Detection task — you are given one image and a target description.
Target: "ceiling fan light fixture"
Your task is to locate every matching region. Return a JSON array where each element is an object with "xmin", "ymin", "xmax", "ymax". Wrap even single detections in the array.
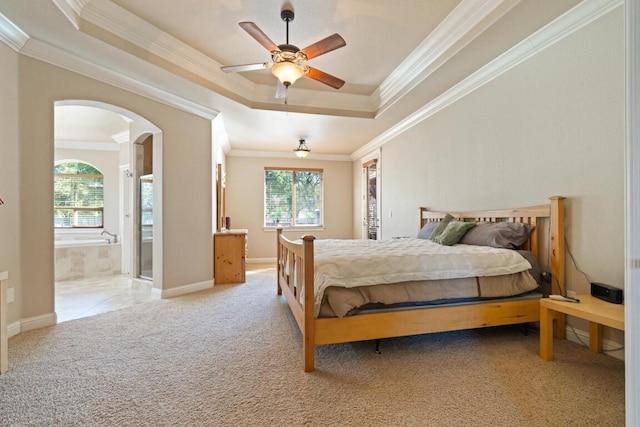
[
  {"xmin": 223, "ymin": 9, "xmax": 346, "ymax": 93},
  {"xmin": 294, "ymin": 139, "xmax": 310, "ymax": 158},
  {"xmin": 271, "ymin": 61, "xmax": 306, "ymax": 87}
]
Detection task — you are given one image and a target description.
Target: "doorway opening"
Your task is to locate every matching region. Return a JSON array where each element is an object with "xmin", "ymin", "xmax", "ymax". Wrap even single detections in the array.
[
  {"xmin": 362, "ymin": 157, "xmax": 380, "ymax": 240},
  {"xmin": 53, "ymin": 100, "xmax": 162, "ymax": 322}
]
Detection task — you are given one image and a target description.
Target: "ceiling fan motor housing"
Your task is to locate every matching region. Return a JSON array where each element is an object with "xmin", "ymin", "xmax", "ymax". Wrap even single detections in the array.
[{"xmin": 272, "ymin": 45, "xmax": 307, "ymax": 64}]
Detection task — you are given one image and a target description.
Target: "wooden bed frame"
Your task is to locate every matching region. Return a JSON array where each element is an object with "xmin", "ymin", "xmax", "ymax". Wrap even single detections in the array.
[{"xmin": 276, "ymin": 196, "xmax": 565, "ymax": 372}]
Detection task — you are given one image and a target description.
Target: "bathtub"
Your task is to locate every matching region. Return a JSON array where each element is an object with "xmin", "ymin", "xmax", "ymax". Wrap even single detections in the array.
[
  {"xmin": 55, "ymin": 239, "xmax": 111, "ymax": 248},
  {"xmin": 55, "ymin": 239, "xmax": 122, "ymax": 281}
]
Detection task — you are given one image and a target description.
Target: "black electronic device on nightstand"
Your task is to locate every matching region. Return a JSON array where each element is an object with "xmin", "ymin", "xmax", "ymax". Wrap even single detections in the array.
[{"xmin": 591, "ymin": 282, "xmax": 623, "ymax": 304}]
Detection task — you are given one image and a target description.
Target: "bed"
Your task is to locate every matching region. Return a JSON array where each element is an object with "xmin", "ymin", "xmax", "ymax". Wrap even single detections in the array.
[{"xmin": 276, "ymin": 196, "xmax": 565, "ymax": 372}]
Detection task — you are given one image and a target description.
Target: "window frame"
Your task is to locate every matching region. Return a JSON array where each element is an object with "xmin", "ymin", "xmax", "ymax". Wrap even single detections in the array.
[
  {"xmin": 54, "ymin": 164, "xmax": 105, "ymax": 229},
  {"xmin": 263, "ymin": 166, "xmax": 324, "ymax": 230}
]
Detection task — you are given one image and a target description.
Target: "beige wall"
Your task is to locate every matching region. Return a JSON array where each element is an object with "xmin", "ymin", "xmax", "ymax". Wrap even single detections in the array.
[
  {"xmin": 0, "ymin": 42, "xmax": 21, "ymax": 323},
  {"xmin": 14, "ymin": 56, "xmax": 214, "ymax": 325},
  {"xmin": 225, "ymin": 156, "xmax": 353, "ymax": 260},
  {"xmin": 356, "ymin": 8, "xmax": 624, "ymax": 343}
]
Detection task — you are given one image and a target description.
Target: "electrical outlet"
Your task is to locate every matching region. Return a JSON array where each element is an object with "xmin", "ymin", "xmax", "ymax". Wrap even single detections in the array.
[
  {"xmin": 566, "ymin": 290, "xmax": 577, "ymax": 298},
  {"xmin": 7, "ymin": 287, "xmax": 15, "ymax": 303}
]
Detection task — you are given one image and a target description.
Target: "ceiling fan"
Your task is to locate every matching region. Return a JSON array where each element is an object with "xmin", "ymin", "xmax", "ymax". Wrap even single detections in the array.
[{"xmin": 220, "ymin": 8, "xmax": 346, "ymax": 97}]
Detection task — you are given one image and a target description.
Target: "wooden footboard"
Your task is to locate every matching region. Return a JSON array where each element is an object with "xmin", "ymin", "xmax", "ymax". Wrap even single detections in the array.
[
  {"xmin": 276, "ymin": 230, "xmax": 316, "ymax": 371},
  {"xmin": 277, "ymin": 196, "xmax": 565, "ymax": 372}
]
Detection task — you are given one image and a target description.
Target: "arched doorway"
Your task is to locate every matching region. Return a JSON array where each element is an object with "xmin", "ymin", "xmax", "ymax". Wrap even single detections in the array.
[{"xmin": 53, "ymin": 100, "xmax": 163, "ymax": 322}]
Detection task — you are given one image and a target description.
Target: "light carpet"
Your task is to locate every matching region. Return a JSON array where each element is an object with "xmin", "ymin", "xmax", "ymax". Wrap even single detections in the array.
[{"xmin": 0, "ymin": 268, "xmax": 625, "ymax": 426}]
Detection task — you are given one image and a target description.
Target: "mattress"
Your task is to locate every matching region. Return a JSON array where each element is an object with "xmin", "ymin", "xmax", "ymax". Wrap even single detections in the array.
[{"xmin": 318, "ymin": 270, "xmax": 540, "ymax": 318}]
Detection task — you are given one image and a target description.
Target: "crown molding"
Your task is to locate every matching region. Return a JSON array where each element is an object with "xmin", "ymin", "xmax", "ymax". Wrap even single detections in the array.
[
  {"xmin": 0, "ymin": 12, "xmax": 29, "ymax": 52},
  {"xmin": 52, "ymin": 0, "xmax": 517, "ymax": 117},
  {"xmin": 351, "ymin": 0, "xmax": 623, "ymax": 160},
  {"xmin": 52, "ymin": 0, "xmax": 89, "ymax": 30},
  {"xmin": 74, "ymin": 0, "xmax": 373, "ymax": 115},
  {"xmin": 3, "ymin": 0, "xmax": 508, "ymax": 119},
  {"xmin": 80, "ymin": 0, "xmax": 252, "ymax": 95},
  {"xmin": 374, "ymin": 0, "xmax": 520, "ymax": 116},
  {"xmin": 20, "ymin": 37, "xmax": 220, "ymax": 121}
]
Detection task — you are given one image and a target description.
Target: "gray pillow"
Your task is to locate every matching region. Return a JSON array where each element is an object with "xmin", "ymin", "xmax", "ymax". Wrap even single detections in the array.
[
  {"xmin": 428, "ymin": 213, "xmax": 455, "ymax": 240},
  {"xmin": 417, "ymin": 221, "xmax": 439, "ymax": 239},
  {"xmin": 459, "ymin": 222, "xmax": 533, "ymax": 249},
  {"xmin": 431, "ymin": 220, "xmax": 477, "ymax": 246}
]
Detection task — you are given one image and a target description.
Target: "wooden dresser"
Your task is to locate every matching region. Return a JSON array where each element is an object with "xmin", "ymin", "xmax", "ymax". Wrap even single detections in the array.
[{"xmin": 214, "ymin": 229, "xmax": 247, "ymax": 284}]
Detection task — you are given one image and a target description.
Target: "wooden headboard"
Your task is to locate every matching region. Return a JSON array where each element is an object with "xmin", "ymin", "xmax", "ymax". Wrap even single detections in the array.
[{"xmin": 420, "ymin": 196, "xmax": 565, "ymax": 294}]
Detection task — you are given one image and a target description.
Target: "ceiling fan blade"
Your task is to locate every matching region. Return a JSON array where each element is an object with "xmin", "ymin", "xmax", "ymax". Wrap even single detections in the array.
[
  {"xmin": 275, "ymin": 81, "xmax": 288, "ymax": 99},
  {"xmin": 300, "ymin": 34, "xmax": 346, "ymax": 60},
  {"xmin": 221, "ymin": 62, "xmax": 271, "ymax": 73},
  {"xmin": 239, "ymin": 22, "xmax": 279, "ymax": 52},
  {"xmin": 306, "ymin": 67, "xmax": 345, "ymax": 90}
]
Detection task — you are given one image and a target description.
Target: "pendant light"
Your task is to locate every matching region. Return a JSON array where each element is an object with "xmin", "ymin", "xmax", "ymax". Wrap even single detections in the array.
[{"xmin": 293, "ymin": 139, "xmax": 310, "ymax": 158}]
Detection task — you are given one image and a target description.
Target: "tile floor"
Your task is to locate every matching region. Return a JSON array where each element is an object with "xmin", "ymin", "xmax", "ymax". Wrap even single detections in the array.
[
  {"xmin": 55, "ymin": 263, "xmax": 276, "ymax": 323},
  {"xmin": 55, "ymin": 275, "xmax": 160, "ymax": 323}
]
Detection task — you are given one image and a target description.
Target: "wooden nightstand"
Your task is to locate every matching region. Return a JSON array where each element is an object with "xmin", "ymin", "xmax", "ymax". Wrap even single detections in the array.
[
  {"xmin": 539, "ymin": 294, "xmax": 624, "ymax": 360},
  {"xmin": 214, "ymin": 230, "xmax": 247, "ymax": 284}
]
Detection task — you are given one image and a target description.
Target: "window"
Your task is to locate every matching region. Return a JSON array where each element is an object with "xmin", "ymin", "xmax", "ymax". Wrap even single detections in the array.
[
  {"xmin": 264, "ymin": 167, "xmax": 323, "ymax": 228},
  {"xmin": 54, "ymin": 161, "xmax": 104, "ymax": 228}
]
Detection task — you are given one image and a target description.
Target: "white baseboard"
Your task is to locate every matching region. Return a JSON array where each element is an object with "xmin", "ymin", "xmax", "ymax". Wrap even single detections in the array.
[
  {"xmin": 160, "ymin": 279, "xmax": 213, "ymax": 299},
  {"xmin": 21, "ymin": 313, "xmax": 56, "ymax": 332},
  {"xmin": 564, "ymin": 324, "xmax": 625, "ymax": 361},
  {"xmin": 7, "ymin": 321, "xmax": 21, "ymax": 338}
]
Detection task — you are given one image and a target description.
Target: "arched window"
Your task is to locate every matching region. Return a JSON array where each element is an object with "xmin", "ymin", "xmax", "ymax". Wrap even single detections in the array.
[{"xmin": 54, "ymin": 161, "xmax": 104, "ymax": 228}]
